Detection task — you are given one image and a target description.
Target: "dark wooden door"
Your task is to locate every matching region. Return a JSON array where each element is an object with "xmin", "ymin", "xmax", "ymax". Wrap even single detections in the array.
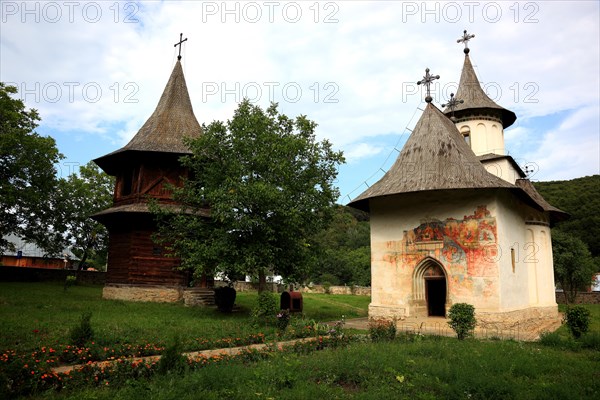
[{"xmin": 426, "ymin": 278, "xmax": 446, "ymax": 317}]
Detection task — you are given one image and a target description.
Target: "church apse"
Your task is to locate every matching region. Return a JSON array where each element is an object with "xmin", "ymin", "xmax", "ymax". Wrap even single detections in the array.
[{"xmin": 383, "ymin": 205, "xmax": 499, "ymax": 308}]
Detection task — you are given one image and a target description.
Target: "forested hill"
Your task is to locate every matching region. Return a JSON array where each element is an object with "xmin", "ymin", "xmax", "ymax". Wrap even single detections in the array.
[{"xmin": 533, "ymin": 175, "xmax": 600, "ymax": 257}]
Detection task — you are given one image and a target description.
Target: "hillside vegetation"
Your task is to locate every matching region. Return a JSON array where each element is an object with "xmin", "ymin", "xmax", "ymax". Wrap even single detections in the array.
[{"xmin": 534, "ymin": 175, "xmax": 600, "ymax": 257}]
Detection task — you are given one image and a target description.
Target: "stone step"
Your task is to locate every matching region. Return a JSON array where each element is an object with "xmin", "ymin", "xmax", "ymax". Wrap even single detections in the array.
[{"xmin": 183, "ymin": 288, "xmax": 216, "ymax": 306}]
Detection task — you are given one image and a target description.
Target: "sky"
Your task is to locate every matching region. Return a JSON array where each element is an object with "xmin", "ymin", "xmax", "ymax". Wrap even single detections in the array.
[{"xmin": 1, "ymin": 0, "xmax": 599, "ymax": 204}]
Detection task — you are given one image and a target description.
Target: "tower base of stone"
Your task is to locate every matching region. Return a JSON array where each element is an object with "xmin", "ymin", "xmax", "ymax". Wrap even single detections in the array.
[{"xmin": 103, "ymin": 284, "xmax": 185, "ymax": 303}]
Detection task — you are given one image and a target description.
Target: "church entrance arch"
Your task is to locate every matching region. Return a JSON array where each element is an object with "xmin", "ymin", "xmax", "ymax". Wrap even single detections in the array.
[{"xmin": 413, "ymin": 257, "xmax": 447, "ymax": 317}]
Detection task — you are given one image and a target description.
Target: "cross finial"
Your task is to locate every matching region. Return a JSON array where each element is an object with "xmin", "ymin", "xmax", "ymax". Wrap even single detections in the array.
[
  {"xmin": 457, "ymin": 29, "xmax": 475, "ymax": 54},
  {"xmin": 417, "ymin": 68, "xmax": 440, "ymax": 103},
  {"xmin": 174, "ymin": 33, "xmax": 188, "ymax": 61},
  {"xmin": 442, "ymin": 93, "xmax": 464, "ymax": 121},
  {"xmin": 523, "ymin": 163, "xmax": 537, "ymax": 177}
]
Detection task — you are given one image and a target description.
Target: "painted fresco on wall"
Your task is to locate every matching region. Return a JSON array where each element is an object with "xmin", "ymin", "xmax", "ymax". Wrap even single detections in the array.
[{"xmin": 383, "ymin": 205, "xmax": 498, "ymax": 300}]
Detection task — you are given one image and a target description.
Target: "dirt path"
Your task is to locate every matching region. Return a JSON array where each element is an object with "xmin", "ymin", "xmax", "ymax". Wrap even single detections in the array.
[{"xmin": 52, "ymin": 337, "xmax": 320, "ymax": 375}]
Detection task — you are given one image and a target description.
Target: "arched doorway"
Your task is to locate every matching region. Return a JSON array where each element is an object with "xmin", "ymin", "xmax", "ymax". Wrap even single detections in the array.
[{"xmin": 413, "ymin": 258, "xmax": 447, "ymax": 317}]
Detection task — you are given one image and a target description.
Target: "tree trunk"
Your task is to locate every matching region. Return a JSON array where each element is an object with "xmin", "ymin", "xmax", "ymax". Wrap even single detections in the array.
[
  {"xmin": 77, "ymin": 248, "xmax": 89, "ymax": 271},
  {"xmin": 258, "ymin": 269, "xmax": 267, "ymax": 293}
]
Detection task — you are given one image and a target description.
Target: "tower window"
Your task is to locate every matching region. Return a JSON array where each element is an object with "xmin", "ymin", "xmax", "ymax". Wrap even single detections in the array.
[
  {"xmin": 464, "ymin": 132, "xmax": 471, "ymax": 147},
  {"xmin": 120, "ymin": 168, "xmax": 136, "ymax": 196},
  {"xmin": 460, "ymin": 126, "xmax": 471, "ymax": 147},
  {"xmin": 121, "ymin": 176, "xmax": 131, "ymax": 195}
]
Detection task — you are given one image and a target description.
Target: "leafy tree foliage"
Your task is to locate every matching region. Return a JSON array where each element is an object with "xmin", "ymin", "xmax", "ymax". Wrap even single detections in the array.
[
  {"xmin": 50, "ymin": 162, "xmax": 115, "ymax": 270},
  {"xmin": 154, "ymin": 100, "xmax": 344, "ymax": 286},
  {"xmin": 0, "ymin": 82, "xmax": 63, "ymax": 253},
  {"xmin": 308, "ymin": 205, "xmax": 371, "ymax": 286},
  {"xmin": 552, "ymin": 230, "xmax": 596, "ymax": 304},
  {"xmin": 534, "ymin": 175, "xmax": 600, "ymax": 257}
]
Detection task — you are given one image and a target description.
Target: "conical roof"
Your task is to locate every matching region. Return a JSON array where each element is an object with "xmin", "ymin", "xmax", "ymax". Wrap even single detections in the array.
[
  {"xmin": 94, "ymin": 60, "xmax": 202, "ymax": 174},
  {"xmin": 444, "ymin": 54, "xmax": 516, "ymax": 128},
  {"xmin": 348, "ymin": 103, "xmax": 514, "ymax": 211}
]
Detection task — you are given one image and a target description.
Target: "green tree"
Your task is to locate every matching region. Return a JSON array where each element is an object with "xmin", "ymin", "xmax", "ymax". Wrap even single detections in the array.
[
  {"xmin": 534, "ymin": 176, "xmax": 600, "ymax": 257},
  {"xmin": 309, "ymin": 206, "xmax": 371, "ymax": 286},
  {"xmin": 154, "ymin": 100, "xmax": 344, "ymax": 290},
  {"xmin": 552, "ymin": 230, "xmax": 596, "ymax": 304},
  {"xmin": 50, "ymin": 162, "xmax": 114, "ymax": 270},
  {"xmin": 0, "ymin": 82, "xmax": 63, "ymax": 253}
]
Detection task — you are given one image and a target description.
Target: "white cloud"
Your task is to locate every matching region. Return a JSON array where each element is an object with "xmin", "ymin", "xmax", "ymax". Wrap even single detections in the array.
[
  {"xmin": 343, "ymin": 142, "xmax": 386, "ymax": 163},
  {"xmin": 523, "ymin": 105, "xmax": 600, "ymax": 181},
  {"xmin": 1, "ymin": 0, "xmax": 598, "ymax": 195}
]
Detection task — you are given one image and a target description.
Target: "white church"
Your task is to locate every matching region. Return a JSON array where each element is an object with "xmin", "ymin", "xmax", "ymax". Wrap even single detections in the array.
[{"xmin": 348, "ymin": 31, "xmax": 568, "ymax": 331}]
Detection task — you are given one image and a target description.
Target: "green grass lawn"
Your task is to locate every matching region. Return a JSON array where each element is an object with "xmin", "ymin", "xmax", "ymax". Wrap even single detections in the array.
[
  {"xmin": 1, "ymin": 282, "xmax": 599, "ymax": 399},
  {"xmin": 0, "ymin": 282, "xmax": 369, "ymax": 353}
]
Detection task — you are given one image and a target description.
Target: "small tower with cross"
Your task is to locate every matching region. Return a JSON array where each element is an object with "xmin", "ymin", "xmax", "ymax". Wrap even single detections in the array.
[{"xmin": 443, "ymin": 30, "xmax": 518, "ymax": 181}]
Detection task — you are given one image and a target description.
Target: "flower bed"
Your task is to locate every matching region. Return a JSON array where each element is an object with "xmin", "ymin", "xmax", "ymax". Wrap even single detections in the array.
[{"xmin": 1, "ymin": 335, "xmax": 356, "ymax": 398}]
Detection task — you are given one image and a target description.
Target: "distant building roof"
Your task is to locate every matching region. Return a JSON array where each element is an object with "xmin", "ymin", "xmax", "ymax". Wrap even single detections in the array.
[{"xmin": 1, "ymin": 235, "xmax": 78, "ymax": 259}]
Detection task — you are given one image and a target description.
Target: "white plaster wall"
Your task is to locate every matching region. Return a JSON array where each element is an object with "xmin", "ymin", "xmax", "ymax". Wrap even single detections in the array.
[
  {"xmin": 482, "ymin": 158, "xmax": 521, "ymax": 184},
  {"xmin": 458, "ymin": 119, "xmax": 505, "ymax": 156},
  {"xmin": 526, "ymin": 228, "xmax": 539, "ymax": 305},
  {"xmin": 494, "ymin": 192, "xmax": 556, "ymax": 311},
  {"xmin": 369, "ymin": 190, "xmax": 501, "ymax": 317},
  {"xmin": 536, "ymin": 228, "xmax": 557, "ymax": 306},
  {"xmin": 494, "ymin": 192, "xmax": 530, "ymax": 310}
]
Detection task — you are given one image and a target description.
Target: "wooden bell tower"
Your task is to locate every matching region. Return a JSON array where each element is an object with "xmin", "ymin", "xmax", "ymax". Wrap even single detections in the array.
[{"xmin": 92, "ymin": 39, "xmax": 207, "ymax": 301}]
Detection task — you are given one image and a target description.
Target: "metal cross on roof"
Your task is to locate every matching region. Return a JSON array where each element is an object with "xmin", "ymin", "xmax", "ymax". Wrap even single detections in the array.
[
  {"xmin": 417, "ymin": 68, "xmax": 440, "ymax": 103},
  {"xmin": 457, "ymin": 30, "xmax": 475, "ymax": 54},
  {"xmin": 174, "ymin": 33, "xmax": 188, "ymax": 61},
  {"xmin": 442, "ymin": 93, "xmax": 464, "ymax": 120}
]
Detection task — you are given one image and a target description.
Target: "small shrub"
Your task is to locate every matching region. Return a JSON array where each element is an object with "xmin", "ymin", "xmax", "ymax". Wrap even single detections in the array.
[
  {"xmin": 368, "ymin": 319, "xmax": 396, "ymax": 342},
  {"xmin": 69, "ymin": 311, "xmax": 94, "ymax": 347},
  {"xmin": 447, "ymin": 303, "xmax": 476, "ymax": 340},
  {"xmin": 580, "ymin": 332, "xmax": 600, "ymax": 351},
  {"xmin": 157, "ymin": 337, "xmax": 187, "ymax": 374},
  {"xmin": 564, "ymin": 306, "xmax": 591, "ymax": 339},
  {"xmin": 276, "ymin": 309, "xmax": 291, "ymax": 333},
  {"xmin": 64, "ymin": 275, "xmax": 77, "ymax": 291},
  {"xmin": 328, "ymin": 315, "xmax": 346, "ymax": 340},
  {"xmin": 252, "ymin": 291, "xmax": 278, "ymax": 325},
  {"xmin": 538, "ymin": 330, "xmax": 563, "ymax": 347}
]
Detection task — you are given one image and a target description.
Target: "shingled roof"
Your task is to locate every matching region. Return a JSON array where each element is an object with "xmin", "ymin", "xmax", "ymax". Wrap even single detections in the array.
[
  {"xmin": 443, "ymin": 54, "xmax": 516, "ymax": 128},
  {"xmin": 94, "ymin": 60, "xmax": 202, "ymax": 174},
  {"xmin": 348, "ymin": 103, "xmax": 514, "ymax": 212},
  {"xmin": 515, "ymin": 178, "xmax": 569, "ymax": 222}
]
